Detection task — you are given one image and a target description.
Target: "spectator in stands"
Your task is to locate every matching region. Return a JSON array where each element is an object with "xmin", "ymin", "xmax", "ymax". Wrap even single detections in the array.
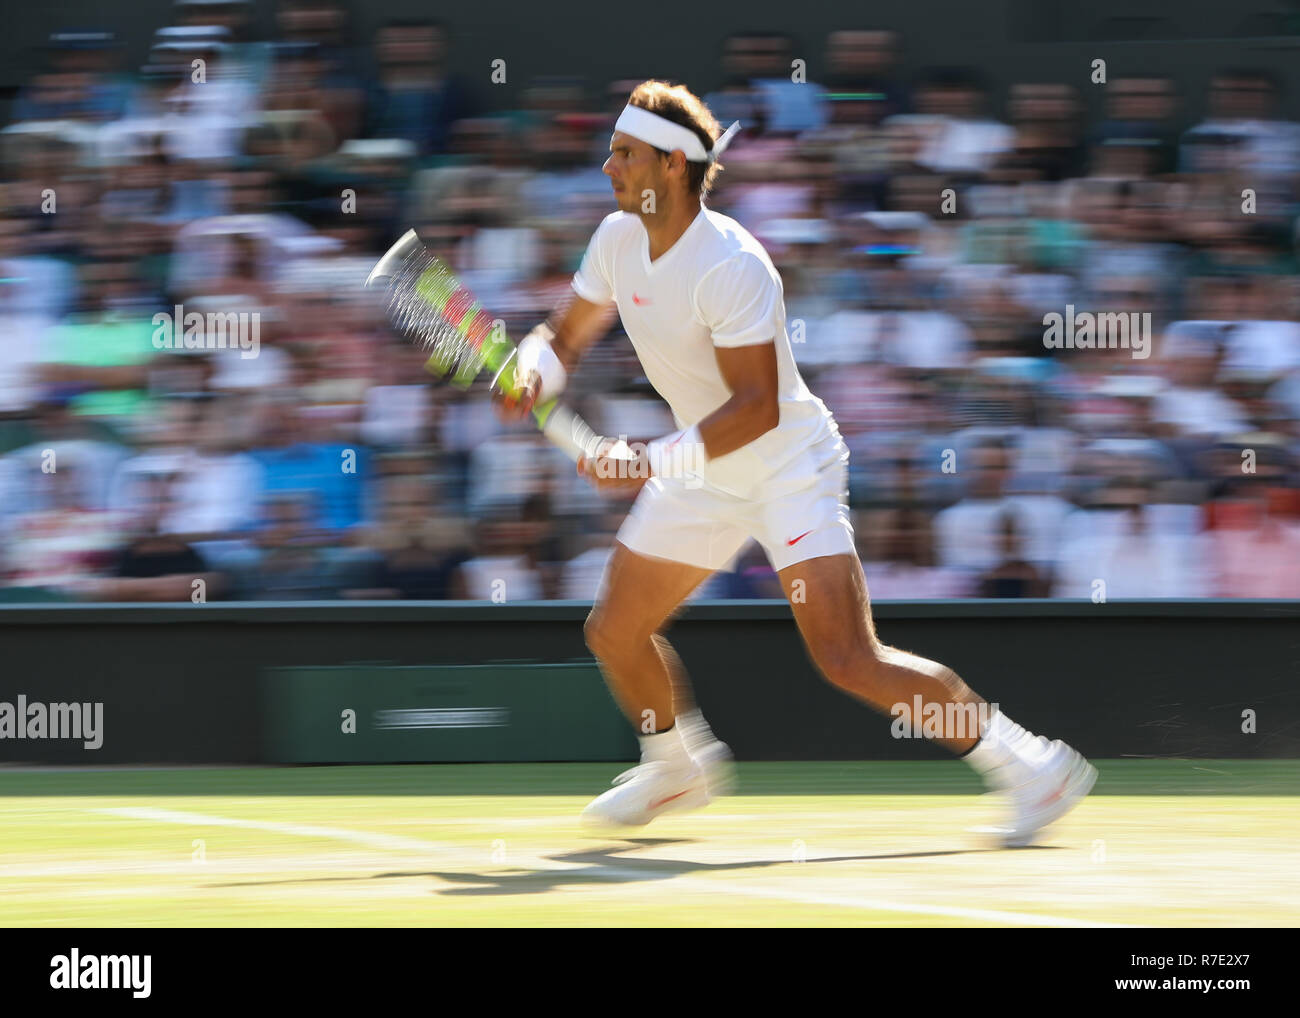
[
  {"xmin": 347, "ymin": 472, "xmax": 470, "ymax": 600},
  {"xmin": 1152, "ymin": 325, "xmax": 1251, "ymax": 439},
  {"xmin": 975, "ymin": 511, "xmax": 1051, "ymax": 598},
  {"xmin": 822, "ymin": 30, "xmax": 909, "ymax": 127},
  {"xmin": 1054, "ymin": 475, "xmax": 1211, "ymax": 598},
  {"xmin": 365, "ymin": 19, "xmax": 473, "ymax": 157},
  {"xmin": 934, "ymin": 436, "xmax": 1072, "ymax": 577},
  {"xmin": 886, "ymin": 67, "xmax": 1014, "ymax": 177},
  {"xmin": 1204, "ymin": 442, "xmax": 1300, "ymax": 597},
  {"xmin": 1, "ymin": 459, "xmax": 128, "ymax": 598},
  {"xmin": 88, "ymin": 471, "xmax": 222, "ymax": 601},
  {"xmin": 248, "ymin": 396, "xmax": 369, "ymax": 536},
  {"xmin": 450, "ymin": 503, "xmax": 546, "ymax": 601},
  {"xmin": 859, "ymin": 506, "xmax": 972, "ymax": 599},
  {"xmin": 1091, "ymin": 75, "xmax": 1180, "ymax": 177},
  {"xmin": 994, "ymin": 83, "xmax": 1085, "ymax": 183},
  {"xmin": 1, "ymin": 14, "xmax": 1298, "ymax": 604}
]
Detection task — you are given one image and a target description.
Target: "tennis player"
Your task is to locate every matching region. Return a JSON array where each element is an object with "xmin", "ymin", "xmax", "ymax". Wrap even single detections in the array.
[{"xmin": 495, "ymin": 80, "xmax": 1096, "ymax": 846}]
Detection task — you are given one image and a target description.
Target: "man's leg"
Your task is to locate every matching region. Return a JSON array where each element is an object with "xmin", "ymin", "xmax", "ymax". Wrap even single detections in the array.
[
  {"xmin": 584, "ymin": 539, "xmax": 714, "ymax": 734},
  {"xmin": 777, "ymin": 552, "xmax": 984, "ymax": 752},
  {"xmin": 777, "ymin": 552, "xmax": 1096, "ymax": 845},
  {"xmin": 579, "ymin": 539, "xmax": 735, "ymax": 826}
]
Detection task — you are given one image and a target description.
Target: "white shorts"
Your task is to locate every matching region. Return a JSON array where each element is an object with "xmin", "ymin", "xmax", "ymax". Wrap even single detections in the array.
[{"xmin": 616, "ymin": 435, "xmax": 855, "ymax": 573}]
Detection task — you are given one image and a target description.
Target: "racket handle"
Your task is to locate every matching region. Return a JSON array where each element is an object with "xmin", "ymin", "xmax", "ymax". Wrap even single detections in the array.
[{"xmin": 534, "ymin": 401, "xmax": 606, "ymax": 462}]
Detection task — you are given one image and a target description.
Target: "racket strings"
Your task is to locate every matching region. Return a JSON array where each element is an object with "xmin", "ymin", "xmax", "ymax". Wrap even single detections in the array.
[
  {"xmin": 367, "ymin": 233, "xmax": 611, "ymax": 462},
  {"xmin": 380, "ymin": 248, "xmax": 486, "ymax": 378}
]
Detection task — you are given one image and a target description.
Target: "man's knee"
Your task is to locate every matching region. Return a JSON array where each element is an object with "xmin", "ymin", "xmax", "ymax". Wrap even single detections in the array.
[
  {"xmin": 583, "ymin": 609, "xmax": 606, "ymax": 658},
  {"xmin": 811, "ymin": 635, "xmax": 887, "ymax": 692},
  {"xmin": 585, "ymin": 608, "xmax": 641, "ymax": 664}
]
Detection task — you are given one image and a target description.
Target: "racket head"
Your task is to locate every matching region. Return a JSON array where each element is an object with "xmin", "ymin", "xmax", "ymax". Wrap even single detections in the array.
[
  {"xmin": 365, "ymin": 230, "xmax": 506, "ymax": 388},
  {"xmin": 366, "ymin": 231, "xmax": 613, "ymax": 464}
]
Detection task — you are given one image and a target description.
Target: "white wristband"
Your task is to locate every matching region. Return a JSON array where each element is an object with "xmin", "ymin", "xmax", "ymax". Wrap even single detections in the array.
[
  {"xmin": 514, "ymin": 324, "xmax": 566, "ymax": 400},
  {"xmin": 646, "ymin": 424, "xmax": 707, "ymax": 479}
]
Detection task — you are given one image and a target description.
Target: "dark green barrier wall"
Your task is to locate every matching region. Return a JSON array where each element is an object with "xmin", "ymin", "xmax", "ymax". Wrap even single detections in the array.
[
  {"xmin": 0, "ymin": 600, "xmax": 1296, "ymax": 764},
  {"xmin": 263, "ymin": 663, "xmax": 636, "ymax": 763}
]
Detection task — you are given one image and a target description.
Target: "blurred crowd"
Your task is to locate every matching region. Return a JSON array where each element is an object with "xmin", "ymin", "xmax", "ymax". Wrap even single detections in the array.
[{"xmin": 2, "ymin": 2, "xmax": 1299, "ymax": 602}]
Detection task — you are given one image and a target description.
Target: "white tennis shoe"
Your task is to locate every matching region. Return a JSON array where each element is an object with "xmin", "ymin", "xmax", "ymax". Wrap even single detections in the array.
[
  {"xmin": 980, "ymin": 740, "xmax": 1098, "ymax": 848},
  {"xmin": 581, "ymin": 757, "xmax": 712, "ymax": 828},
  {"xmin": 689, "ymin": 738, "xmax": 736, "ymax": 799},
  {"xmin": 678, "ymin": 709, "xmax": 736, "ymax": 799}
]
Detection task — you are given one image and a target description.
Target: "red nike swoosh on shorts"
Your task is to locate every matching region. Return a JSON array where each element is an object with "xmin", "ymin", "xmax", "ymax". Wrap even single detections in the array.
[
  {"xmin": 648, "ymin": 789, "xmax": 690, "ymax": 810},
  {"xmin": 786, "ymin": 530, "xmax": 814, "ymax": 546},
  {"xmin": 632, "ymin": 293, "xmax": 651, "ymax": 305}
]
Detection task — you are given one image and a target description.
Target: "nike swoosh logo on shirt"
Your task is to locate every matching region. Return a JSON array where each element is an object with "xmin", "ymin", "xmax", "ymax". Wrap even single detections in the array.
[
  {"xmin": 632, "ymin": 293, "xmax": 651, "ymax": 305},
  {"xmin": 786, "ymin": 530, "xmax": 814, "ymax": 546}
]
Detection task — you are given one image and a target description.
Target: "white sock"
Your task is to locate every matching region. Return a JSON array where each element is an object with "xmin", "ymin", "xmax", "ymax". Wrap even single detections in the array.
[
  {"xmin": 964, "ymin": 709, "xmax": 1051, "ymax": 789},
  {"xmin": 676, "ymin": 707, "xmax": 716, "ymax": 754},
  {"xmin": 639, "ymin": 724, "xmax": 690, "ymax": 766}
]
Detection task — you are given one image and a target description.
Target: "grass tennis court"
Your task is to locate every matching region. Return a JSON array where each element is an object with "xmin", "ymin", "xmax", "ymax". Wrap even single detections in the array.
[{"xmin": 2, "ymin": 760, "xmax": 1296, "ymax": 927}]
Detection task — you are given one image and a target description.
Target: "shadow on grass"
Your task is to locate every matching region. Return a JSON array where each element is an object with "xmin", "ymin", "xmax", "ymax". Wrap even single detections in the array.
[{"xmin": 205, "ymin": 837, "xmax": 1054, "ymax": 897}]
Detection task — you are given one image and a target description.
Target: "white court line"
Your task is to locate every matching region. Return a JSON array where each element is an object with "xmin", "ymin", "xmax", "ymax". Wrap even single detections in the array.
[
  {"xmin": 90, "ymin": 806, "xmax": 1131, "ymax": 928},
  {"xmin": 94, "ymin": 806, "xmax": 465, "ymax": 856}
]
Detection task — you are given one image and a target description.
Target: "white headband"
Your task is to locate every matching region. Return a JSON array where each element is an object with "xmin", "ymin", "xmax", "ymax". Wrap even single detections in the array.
[{"xmin": 614, "ymin": 104, "xmax": 742, "ymax": 163}]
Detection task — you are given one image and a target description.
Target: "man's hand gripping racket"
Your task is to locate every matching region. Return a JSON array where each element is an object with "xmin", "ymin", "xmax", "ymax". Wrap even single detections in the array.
[{"xmin": 364, "ymin": 230, "xmax": 635, "ymax": 472}]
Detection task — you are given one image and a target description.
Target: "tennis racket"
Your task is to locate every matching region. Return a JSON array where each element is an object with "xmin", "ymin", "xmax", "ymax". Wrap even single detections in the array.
[{"xmin": 365, "ymin": 229, "xmax": 620, "ymax": 463}]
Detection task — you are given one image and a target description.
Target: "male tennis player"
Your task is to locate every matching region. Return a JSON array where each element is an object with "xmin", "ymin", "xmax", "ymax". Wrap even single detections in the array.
[{"xmin": 495, "ymin": 80, "xmax": 1095, "ymax": 846}]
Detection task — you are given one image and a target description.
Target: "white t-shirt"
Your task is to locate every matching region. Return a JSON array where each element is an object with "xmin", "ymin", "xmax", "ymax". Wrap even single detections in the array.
[{"xmin": 571, "ymin": 204, "xmax": 837, "ymax": 497}]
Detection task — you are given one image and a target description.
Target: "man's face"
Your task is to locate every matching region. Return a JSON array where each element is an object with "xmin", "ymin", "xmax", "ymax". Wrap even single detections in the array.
[{"xmin": 603, "ymin": 130, "xmax": 672, "ymax": 214}]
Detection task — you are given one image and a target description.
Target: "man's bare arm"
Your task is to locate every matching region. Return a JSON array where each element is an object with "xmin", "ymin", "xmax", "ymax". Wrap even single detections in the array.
[
  {"xmin": 544, "ymin": 293, "xmax": 618, "ymax": 373},
  {"xmin": 580, "ymin": 341, "xmax": 779, "ymax": 493},
  {"xmin": 695, "ymin": 341, "xmax": 781, "ymax": 459}
]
